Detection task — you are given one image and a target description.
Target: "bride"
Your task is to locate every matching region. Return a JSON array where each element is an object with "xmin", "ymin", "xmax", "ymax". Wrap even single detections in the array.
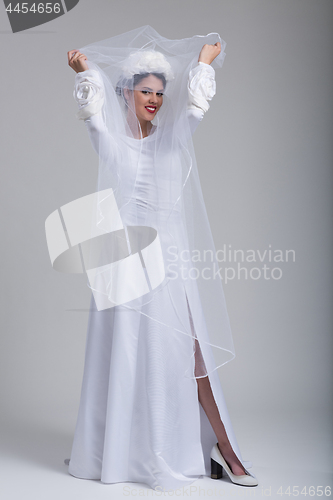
[{"xmin": 66, "ymin": 26, "xmax": 258, "ymax": 491}]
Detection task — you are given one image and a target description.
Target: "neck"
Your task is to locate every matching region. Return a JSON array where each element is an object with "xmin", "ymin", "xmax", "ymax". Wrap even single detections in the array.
[{"xmin": 126, "ymin": 111, "xmax": 151, "ymax": 139}]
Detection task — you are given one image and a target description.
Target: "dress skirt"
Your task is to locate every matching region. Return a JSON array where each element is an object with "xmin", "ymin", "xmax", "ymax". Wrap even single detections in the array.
[{"xmin": 68, "ymin": 266, "xmax": 245, "ymax": 491}]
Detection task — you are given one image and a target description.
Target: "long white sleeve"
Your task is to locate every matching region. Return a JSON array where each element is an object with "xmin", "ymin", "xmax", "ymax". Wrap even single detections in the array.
[
  {"xmin": 187, "ymin": 61, "xmax": 216, "ymax": 135},
  {"xmin": 74, "ymin": 69, "xmax": 117, "ymax": 161}
]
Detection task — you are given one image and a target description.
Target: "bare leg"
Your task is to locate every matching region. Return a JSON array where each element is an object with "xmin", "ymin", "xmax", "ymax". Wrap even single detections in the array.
[{"xmin": 195, "ymin": 340, "xmax": 246, "ymax": 476}]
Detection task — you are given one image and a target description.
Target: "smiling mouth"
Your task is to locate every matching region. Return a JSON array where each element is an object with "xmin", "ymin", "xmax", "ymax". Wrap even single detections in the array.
[{"xmin": 145, "ymin": 106, "xmax": 156, "ymax": 114}]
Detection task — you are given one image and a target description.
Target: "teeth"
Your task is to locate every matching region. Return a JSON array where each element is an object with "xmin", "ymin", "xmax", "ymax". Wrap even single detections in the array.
[{"xmin": 146, "ymin": 107, "xmax": 156, "ymax": 111}]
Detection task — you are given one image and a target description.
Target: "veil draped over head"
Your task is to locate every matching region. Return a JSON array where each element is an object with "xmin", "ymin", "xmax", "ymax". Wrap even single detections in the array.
[{"xmin": 75, "ymin": 26, "xmax": 235, "ymax": 379}]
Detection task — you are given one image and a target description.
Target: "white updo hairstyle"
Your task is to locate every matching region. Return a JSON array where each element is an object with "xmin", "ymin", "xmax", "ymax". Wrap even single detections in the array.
[{"xmin": 116, "ymin": 50, "xmax": 174, "ymax": 97}]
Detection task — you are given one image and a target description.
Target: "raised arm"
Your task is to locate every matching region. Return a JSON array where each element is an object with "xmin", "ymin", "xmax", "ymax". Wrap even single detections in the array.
[
  {"xmin": 68, "ymin": 50, "xmax": 117, "ymax": 162},
  {"xmin": 187, "ymin": 42, "xmax": 221, "ymax": 135}
]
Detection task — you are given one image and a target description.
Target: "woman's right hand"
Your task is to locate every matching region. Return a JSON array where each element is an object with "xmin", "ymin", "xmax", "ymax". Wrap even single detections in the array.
[{"xmin": 68, "ymin": 50, "xmax": 89, "ymax": 73}]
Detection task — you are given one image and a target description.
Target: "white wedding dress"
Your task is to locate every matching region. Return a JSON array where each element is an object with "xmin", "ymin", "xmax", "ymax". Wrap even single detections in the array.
[{"xmin": 67, "ymin": 63, "xmax": 249, "ymax": 491}]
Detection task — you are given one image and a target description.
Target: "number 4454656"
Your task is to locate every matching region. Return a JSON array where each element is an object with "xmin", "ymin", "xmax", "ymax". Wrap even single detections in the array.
[
  {"xmin": 277, "ymin": 486, "xmax": 331, "ymax": 496},
  {"xmin": 5, "ymin": 3, "xmax": 61, "ymax": 14}
]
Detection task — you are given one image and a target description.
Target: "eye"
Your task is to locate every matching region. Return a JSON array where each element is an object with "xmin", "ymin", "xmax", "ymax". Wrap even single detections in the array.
[
  {"xmin": 157, "ymin": 93, "xmax": 164, "ymax": 97},
  {"xmin": 141, "ymin": 90, "xmax": 151, "ymax": 95}
]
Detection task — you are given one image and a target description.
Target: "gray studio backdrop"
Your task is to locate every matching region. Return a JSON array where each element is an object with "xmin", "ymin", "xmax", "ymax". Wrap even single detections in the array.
[{"xmin": 1, "ymin": 0, "xmax": 332, "ymax": 491}]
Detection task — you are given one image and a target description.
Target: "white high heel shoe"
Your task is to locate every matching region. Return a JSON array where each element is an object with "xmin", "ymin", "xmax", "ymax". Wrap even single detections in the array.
[{"xmin": 210, "ymin": 443, "xmax": 258, "ymax": 487}]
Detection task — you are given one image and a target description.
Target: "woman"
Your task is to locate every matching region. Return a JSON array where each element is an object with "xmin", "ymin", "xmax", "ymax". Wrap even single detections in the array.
[{"xmin": 66, "ymin": 26, "xmax": 257, "ymax": 490}]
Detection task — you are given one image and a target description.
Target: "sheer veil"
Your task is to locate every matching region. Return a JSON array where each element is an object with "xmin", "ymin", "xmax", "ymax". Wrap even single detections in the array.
[{"xmin": 75, "ymin": 26, "xmax": 235, "ymax": 379}]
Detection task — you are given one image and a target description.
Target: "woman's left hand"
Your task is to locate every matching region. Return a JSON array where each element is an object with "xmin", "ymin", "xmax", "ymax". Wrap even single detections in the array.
[{"xmin": 198, "ymin": 42, "xmax": 221, "ymax": 65}]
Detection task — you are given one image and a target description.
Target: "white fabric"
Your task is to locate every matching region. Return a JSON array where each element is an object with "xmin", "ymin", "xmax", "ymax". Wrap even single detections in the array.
[
  {"xmin": 188, "ymin": 62, "xmax": 216, "ymax": 112},
  {"xmin": 76, "ymin": 99, "xmax": 104, "ymax": 120},
  {"xmin": 67, "ymin": 26, "xmax": 248, "ymax": 491},
  {"xmin": 74, "ymin": 70, "xmax": 105, "ymax": 120},
  {"xmin": 68, "ymin": 291, "xmax": 250, "ymax": 490}
]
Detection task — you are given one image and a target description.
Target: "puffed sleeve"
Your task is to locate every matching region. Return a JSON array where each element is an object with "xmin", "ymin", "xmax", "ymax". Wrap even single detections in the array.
[
  {"xmin": 73, "ymin": 68, "xmax": 118, "ymax": 161},
  {"xmin": 73, "ymin": 68, "xmax": 105, "ymax": 120},
  {"xmin": 187, "ymin": 62, "xmax": 216, "ymax": 134}
]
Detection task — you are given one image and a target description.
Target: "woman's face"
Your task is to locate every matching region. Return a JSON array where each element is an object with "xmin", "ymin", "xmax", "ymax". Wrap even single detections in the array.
[{"xmin": 132, "ymin": 74, "xmax": 164, "ymax": 123}]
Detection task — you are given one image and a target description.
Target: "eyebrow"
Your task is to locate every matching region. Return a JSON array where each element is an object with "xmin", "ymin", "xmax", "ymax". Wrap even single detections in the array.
[{"xmin": 141, "ymin": 87, "xmax": 164, "ymax": 92}]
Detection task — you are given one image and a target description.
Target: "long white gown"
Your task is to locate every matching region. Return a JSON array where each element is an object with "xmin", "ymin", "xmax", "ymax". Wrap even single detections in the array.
[{"xmin": 68, "ymin": 63, "xmax": 248, "ymax": 491}]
